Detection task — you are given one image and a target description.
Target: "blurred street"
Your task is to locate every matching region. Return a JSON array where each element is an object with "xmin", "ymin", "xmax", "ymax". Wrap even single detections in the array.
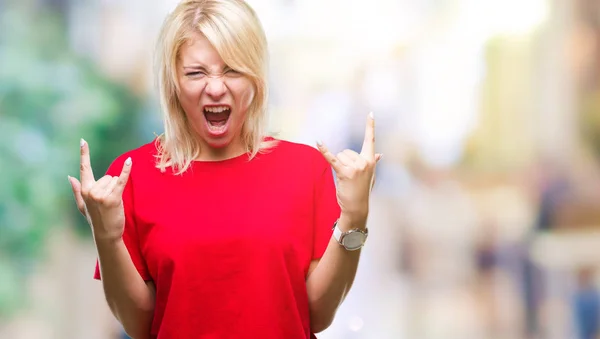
[{"xmin": 3, "ymin": 0, "xmax": 600, "ymax": 338}]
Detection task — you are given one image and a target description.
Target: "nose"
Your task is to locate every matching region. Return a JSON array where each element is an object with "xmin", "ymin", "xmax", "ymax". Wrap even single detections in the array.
[{"xmin": 204, "ymin": 76, "xmax": 227, "ymax": 100}]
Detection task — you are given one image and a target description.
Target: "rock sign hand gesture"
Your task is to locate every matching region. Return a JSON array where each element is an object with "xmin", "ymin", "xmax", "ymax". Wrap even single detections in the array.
[
  {"xmin": 68, "ymin": 139, "xmax": 132, "ymax": 242},
  {"xmin": 317, "ymin": 112, "xmax": 382, "ymax": 226}
]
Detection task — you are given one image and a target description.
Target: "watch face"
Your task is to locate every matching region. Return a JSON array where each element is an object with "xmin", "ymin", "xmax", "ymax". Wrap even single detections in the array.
[{"xmin": 343, "ymin": 232, "xmax": 365, "ymax": 250}]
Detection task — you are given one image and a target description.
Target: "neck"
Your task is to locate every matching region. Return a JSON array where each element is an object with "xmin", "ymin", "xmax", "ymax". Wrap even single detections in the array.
[{"xmin": 195, "ymin": 137, "xmax": 246, "ymax": 162}]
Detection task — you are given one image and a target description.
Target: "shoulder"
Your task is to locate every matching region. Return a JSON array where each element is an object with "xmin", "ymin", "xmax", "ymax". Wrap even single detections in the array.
[
  {"xmin": 106, "ymin": 139, "xmax": 158, "ymax": 177},
  {"xmin": 266, "ymin": 138, "xmax": 330, "ymax": 172},
  {"xmin": 268, "ymin": 138, "xmax": 319, "ymax": 159}
]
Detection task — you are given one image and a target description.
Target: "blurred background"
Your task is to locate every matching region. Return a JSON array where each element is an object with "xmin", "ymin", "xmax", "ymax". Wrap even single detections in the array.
[{"xmin": 3, "ymin": 0, "xmax": 600, "ymax": 338}]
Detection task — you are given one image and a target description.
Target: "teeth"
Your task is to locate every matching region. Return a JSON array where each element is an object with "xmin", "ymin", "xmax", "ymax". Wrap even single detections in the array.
[{"xmin": 204, "ymin": 106, "xmax": 230, "ymax": 113}]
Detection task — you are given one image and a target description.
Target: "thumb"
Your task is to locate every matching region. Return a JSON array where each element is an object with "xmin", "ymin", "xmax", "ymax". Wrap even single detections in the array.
[
  {"xmin": 375, "ymin": 153, "xmax": 383, "ymax": 162},
  {"xmin": 68, "ymin": 175, "xmax": 86, "ymax": 216}
]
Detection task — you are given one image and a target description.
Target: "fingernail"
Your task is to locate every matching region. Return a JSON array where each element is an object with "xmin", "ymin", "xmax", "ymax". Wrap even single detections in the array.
[
  {"xmin": 67, "ymin": 175, "xmax": 72, "ymax": 181},
  {"xmin": 369, "ymin": 111, "xmax": 374, "ymax": 119},
  {"xmin": 378, "ymin": 154, "xmax": 384, "ymax": 160},
  {"xmin": 125, "ymin": 157, "xmax": 132, "ymax": 166},
  {"xmin": 80, "ymin": 138, "xmax": 86, "ymax": 147}
]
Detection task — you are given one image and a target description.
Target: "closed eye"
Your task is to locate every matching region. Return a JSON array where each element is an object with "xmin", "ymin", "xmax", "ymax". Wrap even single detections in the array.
[
  {"xmin": 185, "ymin": 71, "xmax": 207, "ymax": 77},
  {"xmin": 224, "ymin": 68, "xmax": 242, "ymax": 77}
]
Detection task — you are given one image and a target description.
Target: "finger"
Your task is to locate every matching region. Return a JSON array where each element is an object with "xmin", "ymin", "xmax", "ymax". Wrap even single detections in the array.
[
  {"xmin": 68, "ymin": 175, "xmax": 86, "ymax": 215},
  {"xmin": 342, "ymin": 149, "xmax": 368, "ymax": 167},
  {"xmin": 112, "ymin": 157, "xmax": 133, "ymax": 196},
  {"xmin": 80, "ymin": 138, "xmax": 95, "ymax": 187},
  {"xmin": 316, "ymin": 142, "xmax": 344, "ymax": 173},
  {"xmin": 337, "ymin": 152, "xmax": 354, "ymax": 167},
  {"xmin": 106, "ymin": 176, "xmax": 120, "ymax": 195},
  {"xmin": 371, "ymin": 171, "xmax": 377, "ymax": 191},
  {"xmin": 89, "ymin": 175, "xmax": 115, "ymax": 199},
  {"xmin": 360, "ymin": 112, "xmax": 375, "ymax": 159},
  {"xmin": 370, "ymin": 154, "xmax": 382, "ymax": 190},
  {"xmin": 342, "ymin": 149, "xmax": 361, "ymax": 160}
]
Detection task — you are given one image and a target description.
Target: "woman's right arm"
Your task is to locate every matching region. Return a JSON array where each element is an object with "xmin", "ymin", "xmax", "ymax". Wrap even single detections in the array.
[
  {"xmin": 95, "ymin": 237, "xmax": 155, "ymax": 339},
  {"xmin": 69, "ymin": 140, "xmax": 155, "ymax": 339}
]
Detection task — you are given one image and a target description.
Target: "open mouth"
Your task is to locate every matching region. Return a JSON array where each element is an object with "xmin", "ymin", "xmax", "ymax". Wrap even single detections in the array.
[{"xmin": 203, "ymin": 105, "xmax": 231, "ymax": 134}]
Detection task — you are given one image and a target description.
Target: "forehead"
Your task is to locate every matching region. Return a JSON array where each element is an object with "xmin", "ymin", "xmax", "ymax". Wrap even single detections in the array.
[{"xmin": 178, "ymin": 32, "xmax": 224, "ymax": 68}]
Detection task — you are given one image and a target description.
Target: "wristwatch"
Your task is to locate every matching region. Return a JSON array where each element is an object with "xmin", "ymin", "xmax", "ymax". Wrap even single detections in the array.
[{"xmin": 332, "ymin": 219, "xmax": 368, "ymax": 251}]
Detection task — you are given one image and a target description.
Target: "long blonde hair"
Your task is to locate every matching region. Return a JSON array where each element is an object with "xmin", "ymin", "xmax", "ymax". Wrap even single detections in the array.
[{"xmin": 154, "ymin": 0, "xmax": 275, "ymax": 174}]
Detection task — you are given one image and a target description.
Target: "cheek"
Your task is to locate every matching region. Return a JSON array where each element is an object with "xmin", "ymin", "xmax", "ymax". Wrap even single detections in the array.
[
  {"xmin": 235, "ymin": 81, "xmax": 255, "ymax": 112},
  {"xmin": 178, "ymin": 80, "xmax": 202, "ymax": 104}
]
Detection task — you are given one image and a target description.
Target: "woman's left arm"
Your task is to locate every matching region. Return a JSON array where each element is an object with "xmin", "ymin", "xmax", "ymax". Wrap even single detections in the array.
[
  {"xmin": 306, "ymin": 113, "xmax": 381, "ymax": 333},
  {"xmin": 305, "ymin": 214, "xmax": 366, "ymax": 333}
]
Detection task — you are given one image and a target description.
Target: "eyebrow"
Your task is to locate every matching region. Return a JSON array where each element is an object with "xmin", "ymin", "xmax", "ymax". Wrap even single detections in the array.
[{"xmin": 182, "ymin": 65, "xmax": 209, "ymax": 70}]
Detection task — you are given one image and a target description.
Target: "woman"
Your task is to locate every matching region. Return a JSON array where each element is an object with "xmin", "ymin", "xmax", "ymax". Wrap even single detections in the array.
[{"xmin": 68, "ymin": 0, "xmax": 380, "ymax": 338}]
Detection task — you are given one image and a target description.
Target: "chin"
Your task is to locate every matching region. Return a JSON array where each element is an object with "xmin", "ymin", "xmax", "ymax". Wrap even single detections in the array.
[{"xmin": 205, "ymin": 138, "xmax": 232, "ymax": 149}]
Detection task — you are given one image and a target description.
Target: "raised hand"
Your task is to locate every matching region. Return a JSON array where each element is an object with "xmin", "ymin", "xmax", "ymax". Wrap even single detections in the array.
[
  {"xmin": 317, "ymin": 112, "xmax": 381, "ymax": 226},
  {"xmin": 68, "ymin": 139, "xmax": 132, "ymax": 242}
]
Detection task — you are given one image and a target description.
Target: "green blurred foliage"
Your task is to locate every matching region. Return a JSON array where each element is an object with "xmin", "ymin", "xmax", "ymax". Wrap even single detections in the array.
[
  {"xmin": 0, "ymin": 4, "xmax": 148, "ymax": 318},
  {"xmin": 581, "ymin": 90, "xmax": 600, "ymax": 157}
]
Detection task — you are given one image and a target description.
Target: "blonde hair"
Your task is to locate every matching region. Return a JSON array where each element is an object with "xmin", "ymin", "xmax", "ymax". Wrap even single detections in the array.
[{"xmin": 154, "ymin": 0, "xmax": 276, "ymax": 174}]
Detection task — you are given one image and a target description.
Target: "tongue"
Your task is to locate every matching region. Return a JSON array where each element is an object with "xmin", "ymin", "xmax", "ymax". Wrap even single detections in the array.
[
  {"xmin": 209, "ymin": 120, "xmax": 227, "ymax": 127},
  {"xmin": 205, "ymin": 111, "xmax": 229, "ymax": 126}
]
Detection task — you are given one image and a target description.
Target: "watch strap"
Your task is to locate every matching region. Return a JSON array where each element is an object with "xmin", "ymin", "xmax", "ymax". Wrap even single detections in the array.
[{"xmin": 333, "ymin": 220, "xmax": 343, "ymax": 243}]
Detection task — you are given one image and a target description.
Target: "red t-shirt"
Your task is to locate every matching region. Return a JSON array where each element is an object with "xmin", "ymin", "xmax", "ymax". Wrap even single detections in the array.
[{"xmin": 94, "ymin": 138, "xmax": 340, "ymax": 339}]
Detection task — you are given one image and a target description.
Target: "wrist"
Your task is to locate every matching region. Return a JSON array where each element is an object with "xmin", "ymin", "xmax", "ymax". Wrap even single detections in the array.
[
  {"xmin": 93, "ymin": 232, "xmax": 124, "ymax": 247},
  {"xmin": 338, "ymin": 213, "xmax": 367, "ymax": 231}
]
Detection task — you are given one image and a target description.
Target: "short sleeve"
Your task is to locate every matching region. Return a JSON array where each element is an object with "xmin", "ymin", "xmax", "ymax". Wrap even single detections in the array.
[
  {"xmin": 312, "ymin": 156, "xmax": 341, "ymax": 259},
  {"xmin": 93, "ymin": 155, "xmax": 151, "ymax": 281}
]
